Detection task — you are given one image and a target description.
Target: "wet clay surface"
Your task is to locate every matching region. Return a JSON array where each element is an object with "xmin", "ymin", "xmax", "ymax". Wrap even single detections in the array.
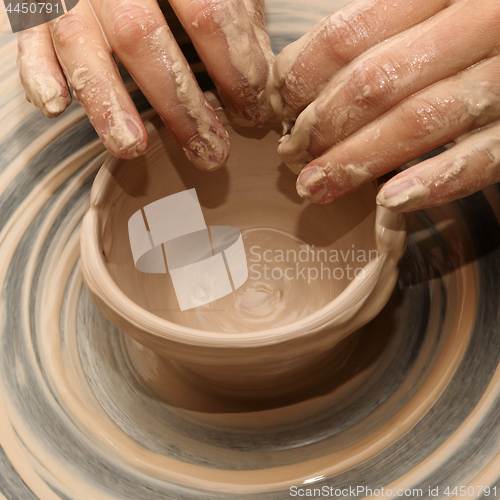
[{"xmin": 2, "ymin": 3, "xmax": 500, "ymax": 499}]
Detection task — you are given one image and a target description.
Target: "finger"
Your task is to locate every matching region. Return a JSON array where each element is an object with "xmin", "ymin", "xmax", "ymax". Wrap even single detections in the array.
[
  {"xmin": 241, "ymin": 0, "xmax": 276, "ymax": 117},
  {"xmin": 17, "ymin": 24, "xmax": 71, "ymax": 118},
  {"xmin": 269, "ymin": 0, "xmax": 451, "ymax": 126},
  {"xmin": 241, "ymin": 0, "xmax": 275, "ymax": 73},
  {"xmin": 295, "ymin": 56, "xmax": 500, "ymax": 203},
  {"xmin": 171, "ymin": 0, "xmax": 272, "ymax": 126},
  {"xmin": 377, "ymin": 121, "xmax": 500, "ymax": 212},
  {"xmin": 90, "ymin": 0, "xmax": 230, "ymax": 170},
  {"xmin": 279, "ymin": 0, "xmax": 500, "ymax": 173},
  {"xmin": 49, "ymin": 1, "xmax": 148, "ymax": 159}
]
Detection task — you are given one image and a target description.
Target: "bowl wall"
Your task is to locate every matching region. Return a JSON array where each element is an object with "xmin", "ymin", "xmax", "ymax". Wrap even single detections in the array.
[{"xmin": 80, "ymin": 108, "xmax": 407, "ymax": 396}]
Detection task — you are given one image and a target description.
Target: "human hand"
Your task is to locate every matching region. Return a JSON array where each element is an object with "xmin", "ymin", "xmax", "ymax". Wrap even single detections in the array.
[
  {"xmin": 17, "ymin": 0, "xmax": 274, "ymax": 170},
  {"xmin": 270, "ymin": 0, "xmax": 500, "ymax": 212}
]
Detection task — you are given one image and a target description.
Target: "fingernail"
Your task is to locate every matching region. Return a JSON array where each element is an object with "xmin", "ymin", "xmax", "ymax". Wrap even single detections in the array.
[
  {"xmin": 184, "ymin": 128, "xmax": 230, "ymax": 171},
  {"xmin": 126, "ymin": 118, "xmax": 141, "ymax": 142},
  {"xmin": 377, "ymin": 177, "xmax": 430, "ymax": 211},
  {"xmin": 104, "ymin": 117, "xmax": 147, "ymax": 159},
  {"xmin": 296, "ymin": 166, "xmax": 334, "ymax": 203}
]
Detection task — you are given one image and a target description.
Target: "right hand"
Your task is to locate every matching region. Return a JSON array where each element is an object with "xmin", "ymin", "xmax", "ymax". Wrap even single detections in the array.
[{"xmin": 269, "ymin": 0, "xmax": 500, "ymax": 212}]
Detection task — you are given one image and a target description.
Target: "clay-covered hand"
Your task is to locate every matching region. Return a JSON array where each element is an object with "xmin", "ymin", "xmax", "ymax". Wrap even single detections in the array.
[
  {"xmin": 270, "ymin": 0, "xmax": 500, "ymax": 212},
  {"xmin": 17, "ymin": 0, "xmax": 274, "ymax": 170}
]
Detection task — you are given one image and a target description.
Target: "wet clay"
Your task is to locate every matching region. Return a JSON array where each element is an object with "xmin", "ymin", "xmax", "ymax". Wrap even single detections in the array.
[
  {"xmin": 80, "ymin": 94, "xmax": 408, "ymax": 396},
  {"xmin": 1, "ymin": 5, "xmax": 496, "ymax": 498}
]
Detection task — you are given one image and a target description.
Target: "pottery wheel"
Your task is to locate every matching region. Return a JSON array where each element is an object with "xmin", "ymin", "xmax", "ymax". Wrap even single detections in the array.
[{"xmin": 1, "ymin": 2, "xmax": 500, "ymax": 499}]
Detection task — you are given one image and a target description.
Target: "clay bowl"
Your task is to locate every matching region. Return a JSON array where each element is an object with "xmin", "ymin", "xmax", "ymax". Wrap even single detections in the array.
[{"xmin": 80, "ymin": 94, "xmax": 408, "ymax": 398}]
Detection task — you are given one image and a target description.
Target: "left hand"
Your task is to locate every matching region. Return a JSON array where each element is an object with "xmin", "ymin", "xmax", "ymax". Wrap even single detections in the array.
[
  {"xmin": 269, "ymin": 0, "xmax": 500, "ymax": 212},
  {"xmin": 17, "ymin": 0, "xmax": 274, "ymax": 169}
]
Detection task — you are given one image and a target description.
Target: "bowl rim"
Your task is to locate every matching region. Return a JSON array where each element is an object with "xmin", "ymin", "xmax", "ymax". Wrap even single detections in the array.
[{"xmin": 80, "ymin": 104, "xmax": 408, "ymax": 348}]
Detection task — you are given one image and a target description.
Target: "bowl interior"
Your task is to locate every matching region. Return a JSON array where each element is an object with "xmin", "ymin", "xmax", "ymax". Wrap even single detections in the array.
[{"xmin": 95, "ymin": 113, "xmax": 379, "ymax": 333}]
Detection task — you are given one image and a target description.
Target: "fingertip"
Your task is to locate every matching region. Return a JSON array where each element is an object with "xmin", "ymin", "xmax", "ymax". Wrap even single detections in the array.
[
  {"xmin": 296, "ymin": 165, "xmax": 335, "ymax": 203},
  {"xmin": 121, "ymin": 139, "xmax": 149, "ymax": 160},
  {"xmin": 20, "ymin": 67, "xmax": 72, "ymax": 118},
  {"xmin": 183, "ymin": 126, "xmax": 231, "ymax": 171},
  {"xmin": 277, "ymin": 107, "xmax": 316, "ymax": 174},
  {"xmin": 278, "ymin": 136, "xmax": 311, "ymax": 175},
  {"xmin": 41, "ymin": 86, "xmax": 72, "ymax": 118},
  {"xmin": 376, "ymin": 176, "xmax": 430, "ymax": 212},
  {"xmin": 104, "ymin": 118, "xmax": 149, "ymax": 160},
  {"xmin": 109, "ymin": 141, "xmax": 148, "ymax": 160},
  {"xmin": 17, "ymin": 24, "xmax": 72, "ymax": 119}
]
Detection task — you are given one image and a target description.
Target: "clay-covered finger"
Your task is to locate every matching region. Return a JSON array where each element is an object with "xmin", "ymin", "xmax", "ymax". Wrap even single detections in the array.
[
  {"xmin": 170, "ymin": 0, "xmax": 272, "ymax": 126},
  {"xmin": 377, "ymin": 121, "xmax": 500, "ymax": 212},
  {"xmin": 17, "ymin": 23, "xmax": 71, "ymax": 118},
  {"xmin": 242, "ymin": 0, "xmax": 275, "ymax": 69},
  {"xmin": 295, "ymin": 56, "xmax": 500, "ymax": 204},
  {"xmin": 269, "ymin": 0, "xmax": 450, "ymax": 126},
  {"xmin": 49, "ymin": 0, "xmax": 147, "ymax": 159},
  {"xmin": 279, "ymin": 0, "xmax": 500, "ymax": 172},
  {"xmin": 90, "ymin": 0, "xmax": 230, "ymax": 170}
]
